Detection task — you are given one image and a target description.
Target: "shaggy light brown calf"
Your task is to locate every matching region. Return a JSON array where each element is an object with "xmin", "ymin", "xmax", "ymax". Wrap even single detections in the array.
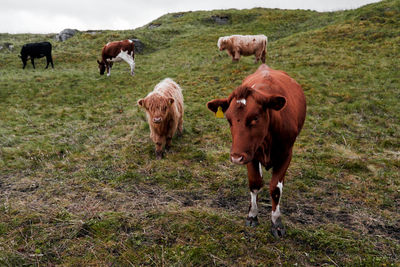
[
  {"xmin": 138, "ymin": 78, "xmax": 184, "ymax": 159},
  {"xmin": 217, "ymin": 34, "xmax": 267, "ymax": 63}
]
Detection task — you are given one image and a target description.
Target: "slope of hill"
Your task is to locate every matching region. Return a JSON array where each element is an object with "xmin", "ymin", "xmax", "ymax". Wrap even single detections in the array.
[{"xmin": 0, "ymin": 0, "xmax": 399, "ymax": 265}]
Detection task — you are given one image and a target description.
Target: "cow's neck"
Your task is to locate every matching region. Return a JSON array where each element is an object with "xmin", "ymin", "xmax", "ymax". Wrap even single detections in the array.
[{"xmin": 255, "ymin": 131, "xmax": 272, "ymax": 169}]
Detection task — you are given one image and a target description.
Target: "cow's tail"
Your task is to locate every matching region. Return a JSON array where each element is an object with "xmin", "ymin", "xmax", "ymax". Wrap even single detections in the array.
[
  {"xmin": 264, "ymin": 36, "xmax": 268, "ymax": 52},
  {"xmin": 261, "ymin": 36, "xmax": 268, "ymax": 64},
  {"xmin": 131, "ymin": 41, "xmax": 135, "ymax": 57}
]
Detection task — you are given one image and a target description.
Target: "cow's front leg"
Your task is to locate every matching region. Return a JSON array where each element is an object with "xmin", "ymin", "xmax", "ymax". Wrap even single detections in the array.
[
  {"xmin": 270, "ymin": 151, "xmax": 292, "ymax": 238},
  {"xmin": 165, "ymin": 136, "xmax": 172, "ymax": 151},
  {"xmin": 153, "ymin": 136, "xmax": 165, "ymax": 159},
  {"xmin": 233, "ymin": 50, "xmax": 241, "ymax": 62},
  {"xmin": 31, "ymin": 58, "xmax": 35, "ymax": 69},
  {"xmin": 245, "ymin": 160, "xmax": 264, "ymax": 227},
  {"xmin": 106, "ymin": 63, "xmax": 112, "ymax": 77}
]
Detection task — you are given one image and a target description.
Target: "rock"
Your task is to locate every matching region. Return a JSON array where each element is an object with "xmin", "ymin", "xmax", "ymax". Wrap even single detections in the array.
[
  {"xmin": 211, "ymin": 15, "xmax": 230, "ymax": 25},
  {"xmin": 148, "ymin": 23, "xmax": 161, "ymax": 29},
  {"xmin": 131, "ymin": 39, "xmax": 145, "ymax": 54},
  {"xmin": 85, "ymin": 30, "xmax": 100, "ymax": 35},
  {"xmin": 56, "ymin": 29, "xmax": 79, "ymax": 42},
  {"xmin": 173, "ymin": 13, "xmax": 185, "ymax": 18},
  {"xmin": 0, "ymin": 42, "xmax": 14, "ymax": 51}
]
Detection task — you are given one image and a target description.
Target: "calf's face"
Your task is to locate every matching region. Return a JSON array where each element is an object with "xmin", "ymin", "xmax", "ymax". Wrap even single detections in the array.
[
  {"xmin": 138, "ymin": 95, "xmax": 175, "ymax": 124},
  {"xmin": 207, "ymin": 87, "xmax": 286, "ymax": 165}
]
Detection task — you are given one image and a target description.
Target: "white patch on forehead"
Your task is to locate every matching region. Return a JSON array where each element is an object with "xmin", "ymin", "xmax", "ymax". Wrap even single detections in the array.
[{"xmin": 236, "ymin": 98, "xmax": 246, "ymax": 105}]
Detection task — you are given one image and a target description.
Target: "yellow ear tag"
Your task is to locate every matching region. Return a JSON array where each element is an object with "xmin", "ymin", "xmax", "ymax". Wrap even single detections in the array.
[{"xmin": 215, "ymin": 106, "xmax": 224, "ymax": 118}]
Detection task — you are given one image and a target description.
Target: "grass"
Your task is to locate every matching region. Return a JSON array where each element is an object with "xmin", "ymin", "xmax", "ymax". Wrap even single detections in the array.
[{"xmin": 0, "ymin": 0, "xmax": 399, "ymax": 265}]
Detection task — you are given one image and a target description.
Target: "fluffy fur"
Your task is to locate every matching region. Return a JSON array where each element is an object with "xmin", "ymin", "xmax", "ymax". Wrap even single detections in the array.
[
  {"xmin": 217, "ymin": 34, "xmax": 267, "ymax": 63},
  {"xmin": 137, "ymin": 78, "xmax": 184, "ymax": 159}
]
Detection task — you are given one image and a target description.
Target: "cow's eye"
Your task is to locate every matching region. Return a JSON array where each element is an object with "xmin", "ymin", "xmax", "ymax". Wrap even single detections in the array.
[{"xmin": 250, "ymin": 117, "xmax": 258, "ymax": 126}]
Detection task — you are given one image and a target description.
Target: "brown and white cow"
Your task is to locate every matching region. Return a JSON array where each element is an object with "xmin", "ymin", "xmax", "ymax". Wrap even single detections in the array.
[
  {"xmin": 97, "ymin": 40, "xmax": 135, "ymax": 76},
  {"xmin": 217, "ymin": 34, "xmax": 267, "ymax": 63},
  {"xmin": 207, "ymin": 64, "xmax": 306, "ymax": 238},
  {"xmin": 138, "ymin": 78, "xmax": 184, "ymax": 159}
]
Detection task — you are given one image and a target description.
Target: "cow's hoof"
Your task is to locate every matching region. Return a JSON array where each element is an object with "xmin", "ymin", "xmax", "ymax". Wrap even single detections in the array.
[
  {"xmin": 271, "ymin": 217, "xmax": 286, "ymax": 238},
  {"xmin": 245, "ymin": 216, "xmax": 259, "ymax": 227},
  {"xmin": 165, "ymin": 145, "xmax": 171, "ymax": 151},
  {"xmin": 155, "ymin": 151, "xmax": 164, "ymax": 159}
]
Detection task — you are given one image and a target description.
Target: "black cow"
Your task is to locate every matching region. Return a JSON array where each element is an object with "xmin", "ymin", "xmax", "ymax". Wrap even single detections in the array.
[{"xmin": 19, "ymin": 42, "xmax": 54, "ymax": 69}]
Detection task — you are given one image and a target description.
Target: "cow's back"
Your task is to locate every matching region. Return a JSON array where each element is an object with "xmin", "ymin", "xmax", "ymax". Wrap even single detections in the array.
[
  {"xmin": 102, "ymin": 40, "xmax": 134, "ymax": 59},
  {"xmin": 21, "ymin": 42, "xmax": 51, "ymax": 56},
  {"xmin": 233, "ymin": 35, "xmax": 267, "ymax": 55}
]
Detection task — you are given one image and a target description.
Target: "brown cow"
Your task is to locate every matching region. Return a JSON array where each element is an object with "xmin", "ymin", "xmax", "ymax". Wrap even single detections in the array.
[
  {"xmin": 138, "ymin": 78, "xmax": 184, "ymax": 159},
  {"xmin": 97, "ymin": 40, "xmax": 135, "ymax": 76},
  {"xmin": 217, "ymin": 35, "xmax": 267, "ymax": 63},
  {"xmin": 207, "ymin": 64, "xmax": 306, "ymax": 238}
]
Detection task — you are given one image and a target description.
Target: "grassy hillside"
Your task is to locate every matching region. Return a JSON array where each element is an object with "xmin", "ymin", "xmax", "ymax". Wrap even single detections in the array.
[{"xmin": 0, "ymin": 0, "xmax": 399, "ymax": 265}]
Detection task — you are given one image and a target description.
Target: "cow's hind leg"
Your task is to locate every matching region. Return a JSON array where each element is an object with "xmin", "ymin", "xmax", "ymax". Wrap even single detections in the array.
[
  {"xmin": 130, "ymin": 59, "xmax": 135, "ymax": 76},
  {"xmin": 46, "ymin": 55, "xmax": 54, "ymax": 68},
  {"xmin": 177, "ymin": 116, "xmax": 183, "ymax": 137},
  {"xmin": 31, "ymin": 58, "xmax": 35, "ymax": 69},
  {"xmin": 245, "ymin": 160, "xmax": 264, "ymax": 227},
  {"xmin": 261, "ymin": 50, "xmax": 266, "ymax": 64},
  {"xmin": 270, "ymin": 150, "xmax": 292, "ymax": 238}
]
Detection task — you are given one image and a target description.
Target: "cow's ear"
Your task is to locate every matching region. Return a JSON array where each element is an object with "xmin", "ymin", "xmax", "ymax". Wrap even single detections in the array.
[
  {"xmin": 207, "ymin": 98, "xmax": 229, "ymax": 113},
  {"xmin": 97, "ymin": 60, "xmax": 101, "ymax": 65},
  {"xmin": 137, "ymin": 98, "xmax": 145, "ymax": 108},
  {"xmin": 263, "ymin": 95, "xmax": 286, "ymax": 111},
  {"xmin": 168, "ymin": 98, "xmax": 174, "ymax": 105}
]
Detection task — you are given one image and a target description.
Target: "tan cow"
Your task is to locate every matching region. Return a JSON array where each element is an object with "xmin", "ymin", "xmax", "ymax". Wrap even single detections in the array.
[
  {"xmin": 217, "ymin": 34, "xmax": 267, "ymax": 63},
  {"xmin": 138, "ymin": 78, "xmax": 184, "ymax": 159}
]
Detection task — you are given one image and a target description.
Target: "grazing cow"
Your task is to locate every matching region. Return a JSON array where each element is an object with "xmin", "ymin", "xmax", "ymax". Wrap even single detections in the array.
[
  {"xmin": 137, "ymin": 78, "xmax": 184, "ymax": 159},
  {"xmin": 207, "ymin": 64, "xmax": 306, "ymax": 238},
  {"xmin": 217, "ymin": 34, "xmax": 267, "ymax": 63},
  {"xmin": 97, "ymin": 40, "xmax": 135, "ymax": 77},
  {"xmin": 19, "ymin": 42, "xmax": 54, "ymax": 69}
]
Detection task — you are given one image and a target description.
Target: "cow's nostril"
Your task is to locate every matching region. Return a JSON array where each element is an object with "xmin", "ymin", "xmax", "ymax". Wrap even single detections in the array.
[
  {"xmin": 231, "ymin": 155, "xmax": 244, "ymax": 164},
  {"xmin": 153, "ymin": 117, "xmax": 162, "ymax": 123}
]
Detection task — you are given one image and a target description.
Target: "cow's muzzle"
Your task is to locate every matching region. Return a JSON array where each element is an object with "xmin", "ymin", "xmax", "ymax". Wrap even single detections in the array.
[
  {"xmin": 230, "ymin": 153, "xmax": 247, "ymax": 165},
  {"xmin": 153, "ymin": 117, "xmax": 162, "ymax": 124}
]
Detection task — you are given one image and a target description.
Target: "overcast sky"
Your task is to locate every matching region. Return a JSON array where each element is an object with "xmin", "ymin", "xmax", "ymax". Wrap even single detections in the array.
[{"xmin": 1, "ymin": 0, "xmax": 380, "ymax": 34}]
